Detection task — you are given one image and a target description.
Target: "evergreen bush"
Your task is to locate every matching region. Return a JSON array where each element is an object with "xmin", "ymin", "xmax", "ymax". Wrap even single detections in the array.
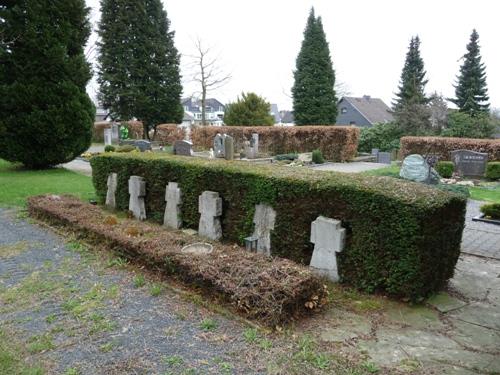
[
  {"xmin": 485, "ymin": 162, "xmax": 500, "ymax": 180},
  {"xmin": 436, "ymin": 161, "xmax": 454, "ymax": 178}
]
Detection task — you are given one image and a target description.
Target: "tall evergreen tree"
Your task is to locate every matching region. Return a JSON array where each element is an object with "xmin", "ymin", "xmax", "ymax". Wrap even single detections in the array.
[
  {"xmin": 292, "ymin": 8, "xmax": 337, "ymax": 125},
  {"xmin": 0, "ymin": 0, "xmax": 95, "ymax": 168},
  {"xmin": 393, "ymin": 36, "xmax": 428, "ymax": 110},
  {"xmin": 450, "ymin": 29, "xmax": 489, "ymax": 116},
  {"xmin": 97, "ymin": 0, "xmax": 183, "ymax": 138}
]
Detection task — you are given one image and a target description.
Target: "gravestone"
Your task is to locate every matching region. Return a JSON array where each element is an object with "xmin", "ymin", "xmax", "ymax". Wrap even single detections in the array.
[
  {"xmin": 400, "ymin": 154, "xmax": 431, "ymax": 183},
  {"xmin": 451, "ymin": 150, "xmax": 488, "ymax": 177},
  {"xmin": 105, "ymin": 173, "xmax": 117, "ymax": 209},
  {"xmin": 134, "ymin": 140, "xmax": 152, "ymax": 152},
  {"xmin": 310, "ymin": 216, "xmax": 345, "ymax": 282},
  {"xmin": 251, "ymin": 133, "xmax": 259, "ymax": 155},
  {"xmin": 371, "ymin": 148, "xmax": 379, "ymax": 157},
  {"xmin": 251, "ymin": 204, "xmax": 276, "ymax": 256},
  {"xmin": 111, "ymin": 123, "xmax": 120, "ymax": 144},
  {"xmin": 104, "ymin": 128, "xmax": 112, "ymax": 146},
  {"xmin": 164, "ymin": 182, "xmax": 182, "ymax": 229},
  {"xmin": 128, "ymin": 176, "xmax": 146, "ymax": 220},
  {"xmin": 198, "ymin": 191, "xmax": 222, "ymax": 240},
  {"xmin": 244, "ymin": 140, "xmax": 256, "ymax": 159},
  {"xmin": 224, "ymin": 135, "xmax": 234, "ymax": 160},
  {"xmin": 173, "ymin": 140, "xmax": 193, "ymax": 156},
  {"xmin": 214, "ymin": 133, "xmax": 225, "ymax": 158},
  {"xmin": 377, "ymin": 152, "xmax": 391, "ymax": 164}
]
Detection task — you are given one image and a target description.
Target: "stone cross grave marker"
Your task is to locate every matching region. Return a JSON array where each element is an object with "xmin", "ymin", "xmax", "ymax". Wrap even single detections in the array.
[
  {"xmin": 104, "ymin": 128, "xmax": 112, "ymax": 146},
  {"xmin": 164, "ymin": 182, "xmax": 182, "ymax": 229},
  {"xmin": 310, "ymin": 216, "xmax": 345, "ymax": 282},
  {"xmin": 105, "ymin": 173, "xmax": 117, "ymax": 209},
  {"xmin": 451, "ymin": 149, "xmax": 488, "ymax": 177},
  {"xmin": 173, "ymin": 140, "xmax": 193, "ymax": 156},
  {"xmin": 214, "ymin": 133, "xmax": 225, "ymax": 158},
  {"xmin": 224, "ymin": 135, "xmax": 234, "ymax": 160},
  {"xmin": 252, "ymin": 204, "xmax": 276, "ymax": 256},
  {"xmin": 198, "ymin": 191, "xmax": 222, "ymax": 240},
  {"xmin": 128, "ymin": 176, "xmax": 146, "ymax": 220}
]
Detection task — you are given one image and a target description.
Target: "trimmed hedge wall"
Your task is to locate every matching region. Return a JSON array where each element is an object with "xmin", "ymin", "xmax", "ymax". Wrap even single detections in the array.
[
  {"xmin": 91, "ymin": 153, "xmax": 466, "ymax": 300},
  {"xmin": 400, "ymin": 136, "xmax": 500, "ymax": 161},
  {"xmin": 155, "ymin": 124, "xmax": 187, "ymax": 144},
  {"xmin": 189, "ymin": 126, "xmax": 359, "ymax": 162}
]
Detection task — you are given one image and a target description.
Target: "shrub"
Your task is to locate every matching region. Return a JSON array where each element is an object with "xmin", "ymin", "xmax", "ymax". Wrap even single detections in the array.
[
  {"xmin": 224, "ymin": 92, "xmax": 274, "ymax": 126},
  {"xmin": 358, "ymin": 122, "xmax": 403, "ymax": 153},
  {"xmin": 312, "ymin": 149, "xmax": 324, "ymax": 164},
  {"xmin": 90, "ymin": 153, "xmax": 466, "ymax": 300},
  {"xmin": 435, "ymin": 161, "xmax": 454, "ymax": 178},
  {"xmin": 28, "ymin": 195, "xmax": 327, "ymax": 326},
  {"xmin": 485, "ymin": 162, "xmax": 500, "ymax": 180},
  {"xmin": 480, "ymin": 203, "xmax": 500, "ymax": 219},
  {"xmin": 442, "ymin": 112, "xmax": 495, "ymax": 139},
  {"xmin": 400, "ymin": 136, "xmax": 500, "ymax": 161},
  {"xmin": 104, "ymin": 145, "xmax": 115, "ymax": 153},
  {"xmin": 191, "ymin": 126, "xmax": 359, "ymax": 162},
  {"xmin": 115, "ymin": 145, "xmax": 136, "ymax": 153}
]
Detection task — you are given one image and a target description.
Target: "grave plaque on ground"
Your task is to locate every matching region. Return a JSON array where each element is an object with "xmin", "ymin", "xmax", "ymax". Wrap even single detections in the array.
[
  {"xmin": 128, "ymin": 176, "xmax": 146, "ymax": 220},
  {"xmin": 251, "ymin": 204, "xmax": 276, "ymax": 256},
  {"xmin": 104, "ymin": 128, "xmax": 112, "ymax": 146},
  {"xmin": 224, "ymin": 135, "xmax": 234, "ymax": 160},
  {"xmin": 173, "ymin": 140, "xmax": 193, "ymax": 156},
  {"xmin": 134, "ymin": 140, "xmax": 152, "ymax": 152},
  {"xmin": 105, "ymin": 173, "xmax": 117, "ymax": 209},
  {"xmin": 451, "ymin": 150, "xmax": 488, "ymax": 177},
  {"xmin": 214, "ymin": 133, "xmax": 225, "ymax": 158},
  {"xmin": 377, "ymin": 152, "xmax": 391, "ymax": 164},
  {"xmin": 310, "ymin": 216, "xmax": 345, "ymax": 282},
  {"xmin": 198, "ymin": 191, "xmax": 222, "ymax": 240},
  {"xmin": 164, "ymin": 182, "xmax": 182, "ymax": 229}
]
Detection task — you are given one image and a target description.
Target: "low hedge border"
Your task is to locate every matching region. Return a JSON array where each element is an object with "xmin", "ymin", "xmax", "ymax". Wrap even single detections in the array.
[
  {"xmin": 178, "ymin": 125, "xmax": 359, "ymax": 162},
  {"xmin": 91, "ymin": 153, "xmax": 466, "ymax": 300},
  {"xmin": 486, "ymin": 162, "xmax": 500, "ymax": 180},
  {"xmin": 400, "ymin": 136, "xmax": 500, "ymax": 161},
  {"xmin": 27, "ymin": 194, "xmax": 327, "ymax": 326}
]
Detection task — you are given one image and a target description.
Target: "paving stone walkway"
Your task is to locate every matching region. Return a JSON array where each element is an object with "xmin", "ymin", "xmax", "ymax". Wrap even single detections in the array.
[{"xmin": 462, "ymin": 200, "xmax": 500, "ymax": 260}]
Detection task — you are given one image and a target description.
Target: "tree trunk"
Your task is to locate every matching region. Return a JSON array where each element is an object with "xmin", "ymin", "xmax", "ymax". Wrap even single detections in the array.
[{"xmin": 201, "ymin": 87, "xmax": 206, "ymax": 126}]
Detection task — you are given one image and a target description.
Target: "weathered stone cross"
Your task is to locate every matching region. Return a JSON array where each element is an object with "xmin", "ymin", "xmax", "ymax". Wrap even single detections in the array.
[
  {"xmin": 128, "ymin": 176, "xmax": 146, "ymax": 220},
  {"xmin": 163, "ymin": 182, "xmax": 182, "ymax": 229},
  {"xmin": 198, "ymin": 191, "xmax": 222, "ymax": 240}
]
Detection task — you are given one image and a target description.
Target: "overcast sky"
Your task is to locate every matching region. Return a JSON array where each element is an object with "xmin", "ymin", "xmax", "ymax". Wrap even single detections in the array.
[{"xmin": 85, "ymin": 0, "xmax": 500, "ymax": 111}]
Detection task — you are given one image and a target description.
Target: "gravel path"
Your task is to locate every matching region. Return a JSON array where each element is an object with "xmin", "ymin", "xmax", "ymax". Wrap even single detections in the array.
[{"xmin": 0, "ymin": 208, "xmax": 261, "ymax": 374}]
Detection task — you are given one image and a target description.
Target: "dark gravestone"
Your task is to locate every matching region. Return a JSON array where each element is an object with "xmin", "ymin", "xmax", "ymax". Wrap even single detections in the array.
[
  {"xmin": 451, "ymin": 150, "xmax": 488, "ymax": 177},
  {"xmin": 173, "ymin": 140, "xmax": 193, "ymax": 156},
  {"xmin": 377, "ymin": 152, "xmax": 391, "ymax": 164},
  {"xmin": 134, "ymin": 140, "xmax": 152, "ymax": 152}
]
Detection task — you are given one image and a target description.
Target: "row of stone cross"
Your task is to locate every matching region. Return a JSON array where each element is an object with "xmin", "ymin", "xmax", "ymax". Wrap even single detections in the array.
[{"xmin": 105, "ymin": 173, "xmax": 346, "ymax": 281}]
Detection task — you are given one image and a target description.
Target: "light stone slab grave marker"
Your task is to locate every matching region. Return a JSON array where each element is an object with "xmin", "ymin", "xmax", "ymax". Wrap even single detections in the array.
[
  {"xmin": 105, "ymin": 173, "xmax": 117, "ymax": 209},
  {"xmin": 111, "ymin": 123, "xmax": 120, "ymax": 144},
  {"xmin": 251, "ymin": 204, "xmax": 276, "ymax": 256},
  {"xmin": 198, "ymin": 191, "xmax": 222, "ymax": 240},
  {"xmin": 310, "ymin": 216, "xmax": 345, "ymax": 282},
  {"xmin": 104, "ymin": 128, "xmax": 112, "ymax": 146},
  {"xmin": 224, "ymin": 135, "xmax": 234, "ymax": 160},
  {"xmin": 251, "ymin": 133, "xmax": 259, "ymax": 155},
  {"xmin": 163, "ymin": 182, "xmax": 182, "ymax": 229},
  {"xmin": 128, "ymin": 176, "xmax": 146, "ymax": 220}
]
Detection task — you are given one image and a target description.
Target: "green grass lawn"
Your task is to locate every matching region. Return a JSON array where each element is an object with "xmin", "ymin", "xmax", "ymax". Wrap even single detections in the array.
[
  {"xmin": 0, "ymin": 159, "xmax": 95, "ymax": 207},
  {"xmin": 361, "ymin": 163, "xmax": 500, "ymax": 203}
]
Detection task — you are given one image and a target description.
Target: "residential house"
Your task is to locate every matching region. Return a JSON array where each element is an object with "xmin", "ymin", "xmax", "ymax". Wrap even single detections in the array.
[
  {"xmin": 336, "ymin": 96, "xmax": 394, "ymax": 127},
  {"xmin": 182, "ymin": 97, "xmax": 225, "ymax": 125},
  {"xmin": 279, "ymin": 110, "xmax": 294, "ymax": 125}
]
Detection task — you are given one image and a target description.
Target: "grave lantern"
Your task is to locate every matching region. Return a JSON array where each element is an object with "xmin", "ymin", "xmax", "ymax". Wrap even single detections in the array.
[{"xmin": 244, "ymin": 236, "xmax": 258, "ymax": 252}]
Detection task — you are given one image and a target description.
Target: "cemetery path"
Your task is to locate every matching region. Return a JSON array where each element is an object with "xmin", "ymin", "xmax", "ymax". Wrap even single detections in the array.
[{"xmin": 462, "ymin": 200, "xmax": 500, "ymax": 260}]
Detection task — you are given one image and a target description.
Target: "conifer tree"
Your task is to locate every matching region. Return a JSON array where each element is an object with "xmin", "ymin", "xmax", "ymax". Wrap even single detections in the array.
[
  {"xmin": 224, "ymin": 92, "xmax": 274, "ymax": 126},
  {"xmin": 0, "ymin": 0, "xmax": 95, "ymax": 168},
  {"xmin": 450, "ymin": 29, "xmax": 489, "ymax": 116},
  {"xmin": 393, "ymin": 36, "xmax": 428, "ymax": 110},
  {"xmin": 97, "ymin": 0, "xmax": 183, "ymax": 138},
  {"xmin": 292, "ymin": 8, "xmax": 337, "ymax": 125}
]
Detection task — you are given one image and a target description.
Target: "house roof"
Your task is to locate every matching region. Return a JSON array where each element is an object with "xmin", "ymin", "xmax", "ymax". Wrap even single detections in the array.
[
  {"xmin": 341, "ymin": 96, "xmax": 394, "ymax": 124},
  {"xmin": 182, "ymin": 97, "xmax": 225, "ymax": 112}
]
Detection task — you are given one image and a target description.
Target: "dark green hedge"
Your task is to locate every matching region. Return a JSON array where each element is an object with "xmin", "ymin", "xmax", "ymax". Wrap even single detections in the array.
[
  {"xmin": 486, "ymin": 162, "xmax": 500, "ymax": 180},
  {"xmin": 91, "ymin": 153, "xmax": 466, "ymax": 300},
  {"xmin": 436, "ymin": 161, "xmax": 454, "ymax": 178}
]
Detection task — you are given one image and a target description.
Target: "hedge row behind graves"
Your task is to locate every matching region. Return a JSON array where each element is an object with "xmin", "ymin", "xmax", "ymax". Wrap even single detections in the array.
[
  {"xmin": 91, "ymin": 153, "xmax": 466, "ymax": 300},
  {"xmin": 400, "ymin": 136, "xmax": 500, "ymax": 161},
  {"xmin": 28, "ymin": 195, "xmax": 327, "ymax": 326},
  {"xmin": 156, "ymin": 125, "xmax": 359, "ymax": 161}
]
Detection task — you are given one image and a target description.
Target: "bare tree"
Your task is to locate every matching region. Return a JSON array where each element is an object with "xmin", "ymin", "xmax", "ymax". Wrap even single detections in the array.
[{"xmin": 187, "ymin": 38, "xmax": 231, "ymax": 125}]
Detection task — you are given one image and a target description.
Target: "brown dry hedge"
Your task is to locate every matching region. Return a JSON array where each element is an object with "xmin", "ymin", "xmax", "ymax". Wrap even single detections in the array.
[
  {"xmin": 27, "ymin": 195, "xmax": 327, "ymax": 327},
  {"xmin": 400, "ymin": 136, "xmax": 500, "ymax": 161},
  {"xmin": 91, "ymin": 153, "xmax": 466, "ymax": 301},
  {"xmin": 155, "ymin": 125, "xmax": 359, "ymax": 161}
]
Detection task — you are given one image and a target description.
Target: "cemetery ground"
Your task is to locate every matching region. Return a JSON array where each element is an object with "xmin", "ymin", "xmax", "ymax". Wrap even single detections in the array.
[{"xmin": 0, "ymin": 158, "xmax": 499, "ymax": 374}]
